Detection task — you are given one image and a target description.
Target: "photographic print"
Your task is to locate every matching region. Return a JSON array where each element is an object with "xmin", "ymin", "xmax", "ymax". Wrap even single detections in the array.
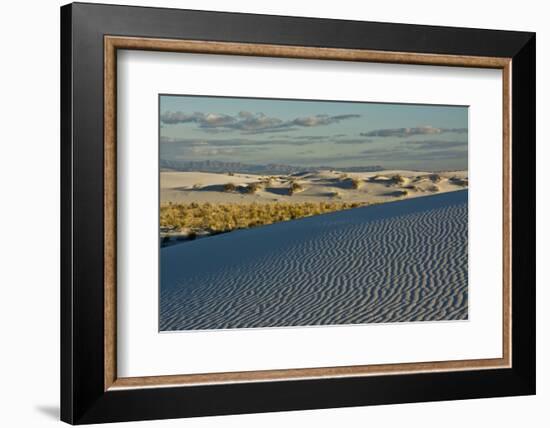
[{"xmin": 159, "ymin": 95, "xmax": 468, "ymax": 331}]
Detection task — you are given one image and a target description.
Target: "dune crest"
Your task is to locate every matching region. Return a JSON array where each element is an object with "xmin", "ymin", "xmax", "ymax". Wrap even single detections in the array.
[{"xmin": 161, "ymin": 169, "xmax": 468, "ymax": 205}]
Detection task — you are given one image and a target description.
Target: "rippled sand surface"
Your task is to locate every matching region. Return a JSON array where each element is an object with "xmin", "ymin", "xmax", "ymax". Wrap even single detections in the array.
[{"xmin": 160, "ymin": 190, "xmax": 468, "ymax": 331}]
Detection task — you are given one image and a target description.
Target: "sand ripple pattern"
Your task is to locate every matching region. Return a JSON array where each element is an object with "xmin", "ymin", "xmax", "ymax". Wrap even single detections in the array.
[{"xmin": 160, "ymin": 190, "xmax": 468, "ymax": 331}]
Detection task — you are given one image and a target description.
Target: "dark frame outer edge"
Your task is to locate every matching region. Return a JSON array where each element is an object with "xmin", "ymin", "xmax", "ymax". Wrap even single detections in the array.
[
  {"xmin": 60, "ymin": 4, "xmax": 74, "ymax": 425},
  {"xmin": 510, "ymin": 34, "xmax": 536, "ymax": 391},
  {"xmin": 60, "ymin": 2, "xmax": 536, "ymax": 424}
]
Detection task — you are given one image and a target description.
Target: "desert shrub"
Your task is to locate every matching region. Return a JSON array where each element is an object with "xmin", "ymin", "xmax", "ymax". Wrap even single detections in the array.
[
  {"xmin": 450, "ymin": 176, "xmax": 468, "ymax": 187},
  {"xmin": 428, "ymin": 174, "xmax": 442, "ymax": 183},
  {"xmin": 227, "ymin": 171, "xmax": 234, "ymax": 176},
  {"xmin": 288, "ymin": 181, "xmax": 303, "ymax": 195},
  {"xmin": 391, "ymin": 174, "xmax": 406, "ymax": 185},
  {"xmin": 261, "ymin": 177, "xmax": 274, "ymax": 186},
  {"xmin": 350, "ymin": 178, "xmax": 362, "ymax": 189},
  {"xmin": 223, "ymin": 182, "xmax": 237, "ymax": 192},
  {"xmin": 245, "ymin": 182, "xmax": 263, "ymax": 194},
  {"xmin": 192, "ymin": 183, "xmax": 203, "ymax": 189}
]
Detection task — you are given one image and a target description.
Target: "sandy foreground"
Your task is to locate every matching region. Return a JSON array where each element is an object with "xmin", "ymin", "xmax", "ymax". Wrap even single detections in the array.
[
  {"xmin": 160, "ymin": 190, "xmax": 468, "ymax": 330},
  {"xmin": 161, "ymin": 169, "xmax": 468, "ymax": 205}
]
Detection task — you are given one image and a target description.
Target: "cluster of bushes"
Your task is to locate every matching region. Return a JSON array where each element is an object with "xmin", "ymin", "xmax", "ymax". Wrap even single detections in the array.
[
  {"xmin": 223, "ymin": 178, "xmax": 279, "ymax": 194},
  {"xmin": 223, "ymin": 182, "xmax": 237, "ymax": 192},
  {"xmin": 427, "ymin": 173, "xmax": 442, "ymax": 183},
  {"xmin": 160, "ymin": 201, "xmax": 365, "ymax": 235},
  {"xmin": 288, "ymin": 181, "xmax": 303, "ymax": 195},
  {"xmin": 245, "ymin": 182, "xmax": 263, "ymax": 194},
  {"xmin": 350, "ymin": 177, "xmax": 363, "ymax": 189},
  {"xmin": 391, "ymin": 174, "xmax": 406, "ymax": 185},
  {"xmin": 450, "ymin": 176, "xmax": 468, "ymax": 187}
]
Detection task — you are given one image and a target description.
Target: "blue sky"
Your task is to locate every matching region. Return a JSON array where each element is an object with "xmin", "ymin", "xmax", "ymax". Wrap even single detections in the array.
[{"xmin": 160, "ymin": 95, "xmax": 468, "ymax": 171}]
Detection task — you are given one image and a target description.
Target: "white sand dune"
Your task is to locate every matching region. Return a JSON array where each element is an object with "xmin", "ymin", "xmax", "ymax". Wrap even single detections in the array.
[
  {"xmin": 160, "ymin": 189, "xmax": 468, "ymax": 331},
  {"xmin": 161, "ymin": 170, "xmax": 468, "ymax": 205}
]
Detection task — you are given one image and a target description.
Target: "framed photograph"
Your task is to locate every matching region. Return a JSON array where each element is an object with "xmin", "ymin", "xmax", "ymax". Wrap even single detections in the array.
[{"xmin": 60, "ymin": 2, "xmax": 536, "ymax": 424}]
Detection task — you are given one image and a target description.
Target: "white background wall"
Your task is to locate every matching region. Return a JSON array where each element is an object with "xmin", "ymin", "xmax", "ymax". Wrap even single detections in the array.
[{"xmin": 0, "ymin": 0, "xmax": 546, "ymax": 426}]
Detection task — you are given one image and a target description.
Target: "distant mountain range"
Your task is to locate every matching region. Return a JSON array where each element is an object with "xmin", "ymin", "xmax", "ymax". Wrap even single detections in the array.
[{"xmin": 160, "ymin": 159, "xmax": 384, "ymax": 175}]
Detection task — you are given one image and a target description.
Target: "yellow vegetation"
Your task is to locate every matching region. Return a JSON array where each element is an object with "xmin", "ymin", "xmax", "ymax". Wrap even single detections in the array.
[
  {"xmin": 350, "ymin": 178, "xmax": 363, "ymax": 189},
  {"xmin": 245, "ymin": 182, "xmax": 263, "ymax": 194},
  {"xmin": 391, "ymin": 174, "xmax": 406, "ymax": 185},
  {"xmin": 160, "ymin": 201, "xmax": 365, "ymax": 235},
  {"xmin": 288, "ymin": 181, "xmax": 303, "ymax": 195},
  {"xmin": 223, "ymin": 182, "xmax": 237, "ymax": 192}
]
